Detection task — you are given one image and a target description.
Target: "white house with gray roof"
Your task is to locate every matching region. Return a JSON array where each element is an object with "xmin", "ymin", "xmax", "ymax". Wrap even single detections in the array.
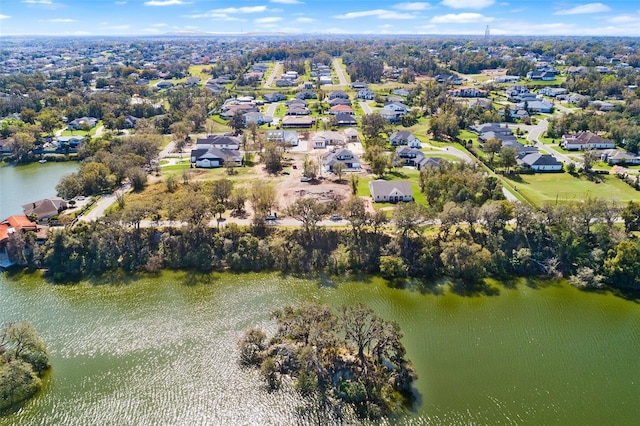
[{"xmin": 369, "ymin": 180, "xmax": 413, "ymax": 203}]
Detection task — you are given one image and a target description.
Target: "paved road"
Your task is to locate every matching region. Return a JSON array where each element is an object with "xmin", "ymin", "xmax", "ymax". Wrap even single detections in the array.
[
  {"xmin": 332, "ymin": 58, "xmax": 348, "ymax": 86},
  {"xmin": 359, "ymin": 101, "xmax": 373, "ymax": 115},
  {"xmin": 79, "ymin": 183, "xmax": 131, "ymax": 222},
  {"xmin": 526, "ymin": 119, "xmax": 577, "ymax": 165},
  {"xmin": 264, "ymin": 62, "xmax": 282, "ymax": 89}
]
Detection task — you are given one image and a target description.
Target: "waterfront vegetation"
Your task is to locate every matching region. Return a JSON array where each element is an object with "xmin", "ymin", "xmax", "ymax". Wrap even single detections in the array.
[
  {"xmin": 239, "ymin": 302, "xmax": 416, "ymax": 420},
  {"xmin": 0, "ymin": 322, "xmax": 50, "ymax": 413}
]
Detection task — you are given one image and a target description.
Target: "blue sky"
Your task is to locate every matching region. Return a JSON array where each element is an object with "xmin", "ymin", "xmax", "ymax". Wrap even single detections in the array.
[{"xmin": 1, "ymin": 1, "xmax": 640, "ymax": 37}]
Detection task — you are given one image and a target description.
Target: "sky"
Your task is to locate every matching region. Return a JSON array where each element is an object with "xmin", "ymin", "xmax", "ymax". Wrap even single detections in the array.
[{"xmin": 1, "ymin": 0, "xmax": 640, "ymax": 37}]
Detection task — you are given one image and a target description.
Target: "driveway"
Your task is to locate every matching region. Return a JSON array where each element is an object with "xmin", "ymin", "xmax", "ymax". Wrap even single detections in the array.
[
  {"xmin": 526, "ymin": 119, "xmax": 576, "ymax": 165},
  {"xmin": 78, "ymin": 183, "xmax": 131, "ymax": 222}
]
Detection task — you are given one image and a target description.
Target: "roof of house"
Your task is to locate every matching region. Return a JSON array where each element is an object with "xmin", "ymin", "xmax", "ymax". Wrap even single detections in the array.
[
  {"xmin": 563, "ymin": 131, "xmax": 613, "ymax": 145},
  {"xmin": 196, "ymin": 134, "xmax": 241, "ymax": 147},
  {"xmin": 330, "ymin": 104, "xmax": 354, "ymax": 113},
  {"xmin": 3, "ymin": 215, "xmax": 38, "ymax": 231},
  {"xmin": 390, "ymin": 130, "xmax": 417, "ymax": 140},
  {"xmin": 369, "ymin": 180, "xmax": 413, "ymax": 197},
  {"xmin": 518, "ymin": 153, "xmax": 562, "ymax": 167},
  {"xmin": 334, "ymin": 113, "xmax": 357, "ymax": 124},
  {"xmin": 22, "ymin": 197, "xmax": 67, "ymax": 218},
  {"xmin": 191, "ymin": 146, "xmax": 241, "ymax": 162}
]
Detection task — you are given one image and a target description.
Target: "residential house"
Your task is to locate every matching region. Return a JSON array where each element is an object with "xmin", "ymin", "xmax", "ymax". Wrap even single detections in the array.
[
  {"xmin": 67, "ymin": 116, "xmax": 98, "ymax": 130},
  {"xmin": 343, "ymin": 128, "xmax": 360, "ymax": 143},
  {"xmin": 517, "ymin": 152, "xmax": 563, "ymax": 171},
  {"xmin": 22, "ymin": 198, "xmax": 68, "ymax": 222},
  {"xmin": 435, "ymin": 74, "xmax": 463, "ymax": 85},
  {"xmin": 590, "ymin": 101, "xmax": 616, "ymax": 112},
  {"xmin": 190, "ymin": 146, "xmax": 242, "ymax": 168},
  {"xmin": 322, "ymin": 148, "xmax": 360, "ymax": 172},
  {"xmin": 0, "ymin": 215, "xmax": 39, "ymax": 268},
  {"xmin": 156, "ymin": 80, "xmax": 174, "ymax": 89},
  {"xmin": 526, "ymin": 71, "xmax": 556, "ymax": 80},
  {"xmin": 448, "ymin": 86, "xmax": 487, "ymax": 98},
  {"xmin": 318, "ymin": 76, "xmax": 332, "ymax": 85},
  {"xmin": 265, "ymin": 130, "xmax": 299, "ymax": 146},
  {"xmin": 494, "ymin": 75, "xmax": 520, "ymax": 83},
  {"xmin": 329, "ymin": 105, "xmax": 354, "ymax": 115},
  {"xmin": 184, "ymin": 77, "xmax": 201, "ymax": 86},
  {"xmin": 469, "ymin": 98, "xmax": 493, "ymax": 110},
  {"xmin": 329, "ymin": 98, "xmax": 351, "ymax": 107},
  {"xmin": 196, "ymin": 134, "xmax": 241, "ymax": 150},
  {"xmin": 313, "ymin": 131, "xmax": 345, "ymax": 149},
  {"xmin": 600, "ymin": 149, "xmax": 640, "ymax": 165},
  {"xmin": 281, "ymin": 116, "xmax": 314, "ymax": 128},
  {"xmin": 244, "ymin": 111, "xmax": 272, "ymax": 125},
  {"xmin": 219, "ymin": 104, "xmax": 257, "ymax": 119},
  {"xmin": 391, "ymin": 88, "xmax": 411, "ymax": 97},
  {"xmin": 560, "ymin": 130, "xmax": 616, "ymax": 151},
  {"xmin": 379, "ymin": 109, "xmax": 403, "ymax": 123},
  {"xmin": 369, "ymin": 180, "xmax": 413, "ymax": 203},
  {"xmin": 350, "ymin": 81, "xmax": 368, "ymax": 89},
  {"xmin": 286, "ymin": 106, "xmax": 311, "ymax": 116},
  {"xmin": 328, "ymin": 90, "xmax": 349, "ymax": 100},
  {"xmin": 389, "ymin": 131, "xmax": 421, "ymax": 147},
  {"xmin": 263, "ymin": 92, "xmax": 287, "ymax": 103},
  {"xmin": 275, "ymin": 79, "xmax": 295, "ymax": 87},
  {"xmin": 356, "ymin": 89, "xmax": 375, "ymax": 100},
  {"xmin": 539, "ymin": 87, "xmax": 568, "ymax": 97},
  {"xmin": 296, "ymin": 91, "xmax": 317, "ymax": 100},
  {"xmin": 516, "ymin": 100, "xmax": 554, "ymax": 113},
  {"xmin": 334, "ymin": 114, "xmax": 357, "ymax": 127},
  {"xmin": 561, "ymin": 131, "xmax": 615, "ymax": 150}
]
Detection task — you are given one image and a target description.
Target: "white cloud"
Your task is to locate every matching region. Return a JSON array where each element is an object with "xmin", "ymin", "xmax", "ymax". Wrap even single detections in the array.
[
  {"xmin": 22, "ymin": 0, "xmax": 63, "ymax": 9},
  {"xmin": 441, "ymin": 0, "xmax": 494, "ymax": 9},
  {"xmin": 394, "ymin": 2, "xmax": 431, "ymax": 10},
  {"xmin": 608, "ymin": 13, "xmax": 640, "ymax": 24},
  {"xmin": 152, "ymin": 23, "xmax": 169, "ymax": 27},
  {"xmin": 270, "ymin": 0, "xmax": 302, "ymax": 3},
  {"xmin": 0, "ymin": 14, "xmax": 10, "ymax": 19},
  {"xmin": 430, "ymin": 12, "xmax": 493, "ymax": 23},
  {"xmin": 23, "ymin": 0, "xmax": 53, "ymax": 4},
  {"xmin": 209, "ymin": 6, "xmax": 267, "ymax": 13},
  {"xmin": 48, "ymin": 18, "xmax": 76, "ymax": 22},
  {"xmin": 115, "ymin": 1, "xmax": 127, "ymax": 4},
  {"xmin": 554, "ymin": 3, "xmax": 611, "ymax": 15},
  {"xmin": 145, "ymin": 0, "xmax": 190, "ymax": 6},
  {"xmin": 335, "ymin": 9, "xmax": 416, "ymax": 19},
  {"xmin": 255, "ymin": 17, "xmax": 282, "ymax": 23},
  {"xmin": 296, "ymin": 17, "xmax": 314, "ymax": 22}
]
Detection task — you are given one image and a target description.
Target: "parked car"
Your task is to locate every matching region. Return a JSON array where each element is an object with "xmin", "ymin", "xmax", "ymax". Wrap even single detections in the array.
[
  {"xmin": 266, "ymin": 213, "xmax": 277, "ymax": 220},
  {"xmin": 330, "ymin": 214, "xmax": 342, "ymax": 221},
  {"xmin": 300, "ymin": 176, "xmax": 312, "ymax": 182}
]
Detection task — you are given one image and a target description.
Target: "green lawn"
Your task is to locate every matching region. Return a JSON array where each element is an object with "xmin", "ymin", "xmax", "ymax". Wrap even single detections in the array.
[
  {"xmin": 356, "ymin": 168, "xmax": 427, "ymax": 209},
  {"xmin": 503, "ymin": 172, "xmax": 639, "ymax": 206}
]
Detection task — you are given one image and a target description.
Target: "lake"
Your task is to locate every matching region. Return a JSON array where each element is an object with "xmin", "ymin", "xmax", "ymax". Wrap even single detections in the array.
[
  {"xmin": 1, "ymin": 272, "xmax": 639, "ymax": 425},
  {"xmin": 0, "ymin": 162, "xmax": 79, "ymax": 219}
]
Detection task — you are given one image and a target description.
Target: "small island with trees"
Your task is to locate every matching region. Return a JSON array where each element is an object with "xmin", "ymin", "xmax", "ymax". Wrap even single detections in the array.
[
  {"xmin": 0, "ymin": 321, "xmax": 50, "ymax": 413},
  {"xmin": 239, "ymin": 302, "xmax": 416, "ymax": 421}
]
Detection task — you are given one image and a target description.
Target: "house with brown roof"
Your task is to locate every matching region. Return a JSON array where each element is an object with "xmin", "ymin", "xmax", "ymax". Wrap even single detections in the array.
[
  {"xmin": 329, "ymin": 105, "xmax": 354, "ymax": 115},
  {"xmin": 22, "ymin": 198, "xmax": 68, "ymax": 223},
  {"xmin": 561, "ymin": 131, "xmax": 616, "ymax": 151}
]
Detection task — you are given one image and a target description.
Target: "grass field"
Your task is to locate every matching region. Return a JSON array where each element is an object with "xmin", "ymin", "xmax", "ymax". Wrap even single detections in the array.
[{"xmin": 503, "ymin": 172, "xmax": 639, "ymax": 206}]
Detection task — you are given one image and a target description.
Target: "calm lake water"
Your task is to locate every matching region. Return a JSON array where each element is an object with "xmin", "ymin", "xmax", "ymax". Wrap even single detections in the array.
[
  {"xmin": 1, "ymin": 272, "xmax": 639, "ymax": 425},
  {"xmin": 0, "ymin": 162, "xmax": 78, "ymax": 219}
]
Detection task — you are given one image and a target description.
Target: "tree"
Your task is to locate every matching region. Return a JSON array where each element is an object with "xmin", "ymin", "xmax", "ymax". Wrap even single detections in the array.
[
  {"xmin": 211, "ymin": 178, "xmax": 233, "ymax": 205},
  {"xmin": 302, "ymin": 155, "xmax": 319, "ymax": 179},
  {"xmin": 229, "ymin": 110, "xmax": 246, "ymax": 135},
  {"xmin": 484, "ymin": 137, "xmax": 502, "ymax": 166},
  {"xmin": 170, "ymin": 121, "xmax": 191, "ymax": 153},
  {"xmin": 342, "ymin": 196, "xmax": 370, "ymax": 242},
  {"xmin": 603, "ymin": 240, "xmax": 640, "ymax": 289},
  {"xmin": 621, "ymin": 201, "xmax": 640, "ymax": 232},
  {"xmin": 332, "ymin": 162, "xmax": 346, "ymax": 182},
  {"xmin": 393, "ymin": 202, "xmax": 427, "ymax": 247},
  {"xmin": 440, "ymin": 237, "xmax": 492, "ymax": 284},
  {"xmin": 379, "ymin": 255, "xmax": 408, "ymax": 280},
  {"xmin": 349, "ymin": 174, "xmax": 359, "ymax": 196},
  {"xmin": 37, "ymin": 109, "xmax": 61, "ymax": 135},
  {"xmin": 215, "ymin": 203, "xmax": 226, "ymax": 221},
  {"xmin": 126, "ymin": 167, "xmax": 147, "ymax": 192},
  {"xmin": 261, "ymin": 142, "xmax": 283, "ymax": 175},
  {"xmin": 582, "ymin": 149, "xmax": 596, "ymax": 174},
  {"xmin": 251, "ymin": 181, "xmax": 277, "ymax": 219},
  {"xmin": 287, "ymin": 198, "xmax": 325, "ymax": 241},
  {"xmin": 499, "ymin": 146, "xmax": 517, "ymax": 174},
  {"xmin": 229, "ymin": 188, "xmax": 247, "ymax": 216},
  {"xmin": 9, "ymin": 132, "xmax": 35, "ymax": 162},
  {"xmin": 361, "ymin": 113, "xmax": 389, "ymax": 143}
]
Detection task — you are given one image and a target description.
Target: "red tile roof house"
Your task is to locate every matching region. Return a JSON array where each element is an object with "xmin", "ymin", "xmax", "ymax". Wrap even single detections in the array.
[
  {"xmin": 329, "ymin": 104, "xmax": 355, "ymax": 115},
  {"xmin": 0, "ymin": 215, "xmax": 39, "ymax": 268}
]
